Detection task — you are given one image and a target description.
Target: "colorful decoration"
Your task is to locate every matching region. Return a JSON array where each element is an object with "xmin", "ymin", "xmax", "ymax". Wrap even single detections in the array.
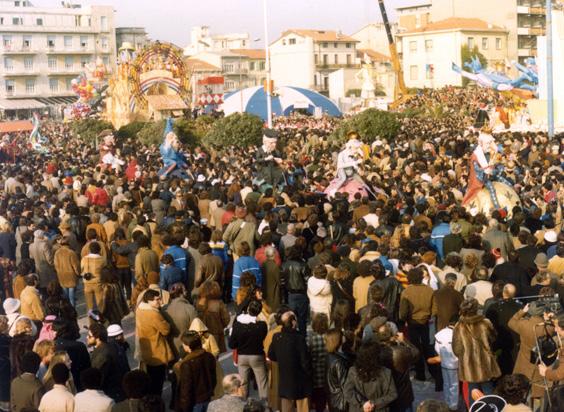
[
  {"xmin": 158, "ymin": 118, "xmax": 190, "ymax": 180},
  {"xmin": 66, "ymin": 57, "xmax": 109, "ymax": 120},
  {"xmin": 29, "ymin": 112, "xmax": 48, "ymax": 152},
  {"xmin": 452, "ymin": 56, "xmax": 538, "ymax": 96}
]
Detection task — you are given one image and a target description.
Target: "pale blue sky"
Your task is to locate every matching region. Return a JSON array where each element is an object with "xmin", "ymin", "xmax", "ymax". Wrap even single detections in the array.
[{"xmin": 41, "ymin": 0, "xmax": 424, "ymax": 47}]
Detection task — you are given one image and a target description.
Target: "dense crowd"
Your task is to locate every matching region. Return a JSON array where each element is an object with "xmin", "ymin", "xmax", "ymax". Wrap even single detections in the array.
[{"xmin": 0, "ymin": 87, "xmax": 562, "ymax": 412}]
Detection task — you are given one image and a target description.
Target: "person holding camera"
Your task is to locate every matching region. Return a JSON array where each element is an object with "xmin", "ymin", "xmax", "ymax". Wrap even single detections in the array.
[
  {"xmin": 80, "ymin": 241, "xmax": 106, "ymax": 312},
  {"xmin": 538, "ymin": 311, "xmax": 564, "ymax": 381}
]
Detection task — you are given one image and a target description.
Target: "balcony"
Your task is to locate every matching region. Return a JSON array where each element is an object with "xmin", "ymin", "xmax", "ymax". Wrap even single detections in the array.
[
  {"xmin": 3, "ymin": 71, "xmax": 38, "ymax": 77},
  {"xmin": 315, "ymin": 63, "xmax": 360, "ymax": 70},
  {"xmin": 47, "ymin": 68, "xmax": 82, "ymax": 75},
  {"xmin": 1, "ymin": 47, "xmax": 38, "ymax": 54},
  {"xmin": 46, "ymin": 47, "xmax": 95, "ymax": 55}
]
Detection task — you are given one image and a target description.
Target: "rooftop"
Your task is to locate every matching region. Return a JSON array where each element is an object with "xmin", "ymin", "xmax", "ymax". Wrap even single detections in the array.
[
  {"xmin": 396, "ymin": 2, "xmax": 432, "ymax": 11},
  {"xmin": 146, "ymin": 94, "xmax": 188, "ymax": 111},
  {"xmin": 230, "ymin": 48, "xmax": 266, "ymax": 59},
  {"xmin": 357, "ymin": 48, "xmax": 391, "ymax": 62},
  {"xmin": 279, "ymin": 29, "xmax": 358, "ymax": 43},
  {"xmin": 399, "ymin": 17, "xmax": 507, "ymax": 34},
  {"xmin": 184, "ymin": 58, "xmax": 221, "ymax": 72}
]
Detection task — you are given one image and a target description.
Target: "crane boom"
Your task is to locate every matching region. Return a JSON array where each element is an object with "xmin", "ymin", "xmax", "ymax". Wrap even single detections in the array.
[{"xmin": 376, "ymin": 0, "xmax": 407, "ymax": 98}]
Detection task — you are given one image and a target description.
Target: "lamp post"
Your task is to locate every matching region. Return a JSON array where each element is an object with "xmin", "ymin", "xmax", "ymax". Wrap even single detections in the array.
[
  {"xmin": 546, "ymin": 0, "xmax": 554, "ymax": 139},
  {"xmin": 263, "ymin": 0, "xmax": 272, "ymax": 128}
]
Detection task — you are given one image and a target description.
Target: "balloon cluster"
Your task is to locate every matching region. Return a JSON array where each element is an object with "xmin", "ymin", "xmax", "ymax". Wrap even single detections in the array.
[
  {"xmin": 71, "ymin": 74, "xmax": 98, "ymax": 103},
  {"xmin": 70, "ymin": 102, "xmax": 92, "ymax": 119}
]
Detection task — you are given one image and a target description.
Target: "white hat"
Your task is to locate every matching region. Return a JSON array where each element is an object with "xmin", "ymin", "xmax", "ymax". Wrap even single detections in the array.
[
  {"xmin": 3, "ymin": 298, "xmax": 20, "ymax": 314},
  {"xmin": 421, "ymin": 173, "xmax": 433, "ymax": 183},
  {"xmin": 200, "ymin": 218, "xmax": 208, "ymax": 225},
  {"xmin": 33, "ymin": 229, "xmax": 45, "ymax": 238},
  {"xmin": 196, "ymin": 174, "xmax": 206, "ymax": 183},
  {"xmin": 544, "ymin": 230, "xmax": 557, "ymax": 243},
  {"xmin": 107, "ymin": 324, "xmax": 124, "ymax": 337},
  {"xmin": 211, "ymin": 178, "xmax": 220, "ymax": 186},
  {"xmin": 478, "ymin": 133, "xmax": 494, "ymax": 146}
]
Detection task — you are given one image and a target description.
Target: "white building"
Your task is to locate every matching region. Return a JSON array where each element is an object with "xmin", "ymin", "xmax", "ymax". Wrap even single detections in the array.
[
  {"xmin": 0, "ymin": 0, "xmax": 116, "ymax": 117},
  {"xmin": 116, "ymin": 27, "xmax": 149, "ymax": 51},
  {"xmin": 187, "ymin": 49, "xmax": 265, "ymax": 93},
  {"xmin": 184, "ymin": 26, "xmax": 250, "ymax": 56},
  {"xmin": 396, "ymin": 17, "xmax": 509, "ymax": 88},
  {"xmin": 270, "ymin": 29, "xmax": 359, "ymax": 94},
  {"xmin": 351, "ymin": 22, "xmax": 399, "ymax": 58}
]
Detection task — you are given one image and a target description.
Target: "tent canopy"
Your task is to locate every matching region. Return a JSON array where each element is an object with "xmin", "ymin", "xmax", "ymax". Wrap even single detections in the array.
[{"xmin": 222, "ymin": 86, "xmax": 342, "ymax": 120}]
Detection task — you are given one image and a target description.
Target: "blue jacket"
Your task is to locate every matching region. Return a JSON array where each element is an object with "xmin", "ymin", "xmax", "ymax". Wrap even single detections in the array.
[
  {"xmin": 232, "ymin": 256, "xmax": 262, "ymax": 300},
  {"xmin": 160, "ymin": 245, "xmax": 190, "ymax": 283},
  {"xmin": 159, "ymin": 265, "xmax": 185, "ymax": 291},
  {"xmin": 430, "ymin": 223, "xmax": 451, "ymax": 261}
]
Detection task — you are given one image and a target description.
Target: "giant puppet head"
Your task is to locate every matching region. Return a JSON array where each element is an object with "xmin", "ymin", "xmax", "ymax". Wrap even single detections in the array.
[
  {"xmin": 262, "ymin": 128, "xmax": 279, "ymax": 153},
  {"xmin": 98, "ymin": 129, "xmax": 115, "ymax": 148},
  {"xmin": 165, "ymin": 131, "xmax": 181, "ymax": 152},
  {"xmin": 344, "ymin": 131, "xmax": 363, "ymax": 157},
  {"xmin": 478, "ymin": 131, "xmax": 497, "ymax": 153}
]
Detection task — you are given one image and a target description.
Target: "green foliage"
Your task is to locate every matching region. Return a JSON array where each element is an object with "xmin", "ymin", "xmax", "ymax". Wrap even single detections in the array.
[
  {"xmin": 116, "ymin": 121, "xmax": 146, "ymax": 140},
  {"xmin": 203, "ymin": 113, "xmax": 263, "ymax": 148},
  {"xmin": 70, "ymin": 119, "xmax": 114, "ymax": 144},
  {"xmin": 460, "ymin": 44, "xmax": 488, "ymax": 87},
  {"xmin": 136, "ymin": 120, "xmax": 166, "ymax": 146},
  {"xmin": 346, "ymin": 89, "xmax": 361, "ymax": 97},
  {"xmin": 134, "ymin": 117, "xmax": 208, "ymax": 147},
  {"xmin": 330, "ymin": 108, "xmax": 400, "ymax": 145},
  {"xmin": 193, "ymin": 115, "xmax": 217, "ymax": 137}
]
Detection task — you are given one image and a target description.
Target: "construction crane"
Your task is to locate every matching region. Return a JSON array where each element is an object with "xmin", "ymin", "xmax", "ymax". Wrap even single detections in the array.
[{"xmin": 376, "ymin": 0, "xmax": 407, "ymax": 99}]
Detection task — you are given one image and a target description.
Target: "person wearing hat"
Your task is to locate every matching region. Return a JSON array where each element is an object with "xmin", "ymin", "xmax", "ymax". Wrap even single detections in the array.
[
  {"xmin": 107, "ymin": 324, "xmax": 131, "ymax": 394},
  {"xmin": 255, "ymin": 128, "xmax": 284, "ymax": 188},
  {"xmin": 86, "ymin": 322, "xmax": 123, "ymax": 401}
]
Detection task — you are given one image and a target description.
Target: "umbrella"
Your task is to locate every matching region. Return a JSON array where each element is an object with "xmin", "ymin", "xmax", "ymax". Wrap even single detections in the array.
[{"xmin": 222, "ymin": 85, "xmax": 342, "ymax": 120}]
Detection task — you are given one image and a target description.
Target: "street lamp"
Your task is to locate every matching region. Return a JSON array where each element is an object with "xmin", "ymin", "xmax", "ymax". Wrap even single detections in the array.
[{"xmin": 263, "ymin": 0, "xmax": 272, "ymax": 128}]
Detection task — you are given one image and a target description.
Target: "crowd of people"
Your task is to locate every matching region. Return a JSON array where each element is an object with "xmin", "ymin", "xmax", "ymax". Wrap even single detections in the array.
[{"xmin": 0, "ymin": 87, "xmax": 562, "ymax": 412}]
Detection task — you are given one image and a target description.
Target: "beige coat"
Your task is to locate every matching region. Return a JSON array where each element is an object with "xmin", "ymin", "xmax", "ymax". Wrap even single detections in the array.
[
  {"xmin": 135, "ymin": 302, "xmax": 174, "ymax": 366},
  {"xmin": 54, "ymin": 246, "xmax": 80, "ymax": 288},
  {"xmin": 20, "ymin": 285, "xmax": 45, "ymax": 321}
]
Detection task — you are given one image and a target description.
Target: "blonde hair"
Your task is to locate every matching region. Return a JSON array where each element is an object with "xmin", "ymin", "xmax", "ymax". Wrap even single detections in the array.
[
  {"xmin": 14, "ymin": 318, "xmax": 32, "ymax": 336},
  {"xmin": 43, "ymin": 351, "xmax": 70, "ymax": 386},
  {"xmin": 34, "ymin": 340, "xmax": 55, "ymax": 359}
]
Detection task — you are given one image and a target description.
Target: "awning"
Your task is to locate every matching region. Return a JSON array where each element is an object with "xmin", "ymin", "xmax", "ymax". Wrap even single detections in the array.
[
  {"xmin": 0, "ymin": 120, "xmax": 33, "ymax": 133},
  {"xmin": 0, "ymin": 99, "xmax": 46, "ymax": 110},
  {"xmin": 34, "ymin": 96, "xmax": 77, "ymax": 105},
  {"xmin": 146, "ymin": 94, "xmax": 188, "ymax": 110}
]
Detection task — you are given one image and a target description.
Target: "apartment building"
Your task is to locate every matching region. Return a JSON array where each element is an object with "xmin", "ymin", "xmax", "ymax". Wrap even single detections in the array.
[
  {"xmin": 184, "ymin": 26, "xmax": 251, "ymax": 56},
  {"xmin": 270, "ymin": 29, "xmax": 359, "ymax": 94},
  {"xmin": 116, "ymin": 27, "xmax": 149, "ymax": 51},
  {"xmin": 0, "ymin": 0, "xmax": 116, "ymax": 117}
]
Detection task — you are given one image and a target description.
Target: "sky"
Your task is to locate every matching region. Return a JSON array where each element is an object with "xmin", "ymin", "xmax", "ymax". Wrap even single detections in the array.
[{"xmin": 40, "ymin": 0, "xmax": 425, "ymax": 47}]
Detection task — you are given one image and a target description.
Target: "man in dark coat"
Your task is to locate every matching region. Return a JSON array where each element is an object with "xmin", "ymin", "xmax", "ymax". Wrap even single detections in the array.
[
  {"xmin": 485, "ymin": 284, "xmax": 522, "ymax": 375},
  {"xmin": 53, "ymin": 319, "xmax": 91, "ymax": 392},
  {"xmin": 87, "ymin": 323, "xmax": 123, "ymax": 401},
  {"xmin": 255, "ymin": 129, "xmax": 284, "ymax": 188},
  {"xmin": 432, "ymin": 273, "xmax": 464, "ymax": 331},
  {"xmin": 490, "ymin": 250, "xmax": 530, "ymax": 296},
  {"xmin": 175, "ymin": 331, "xmax": 217, "ymax": 412},
  {"xmin": 268, "ymin": 311, "xmax": 312, "ymax": 412}
]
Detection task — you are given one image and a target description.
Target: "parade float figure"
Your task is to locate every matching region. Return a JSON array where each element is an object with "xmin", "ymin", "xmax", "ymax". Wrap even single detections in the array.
[
  {"xmin": 325, "ymin": 132, "xmax": 371, "ymax": 200},
  {"xmin": 30, "ymin": 112, "xmax": 48, "ymax": 153},
  {"xmin": 158, "ymin": 118, "xmax": 190, "ymax": 180},
  {"xmin": 98, "ymin": 130, "xmax": 125, "ymax": 171},
  {"xmin": 463, "ymin": 132, "xmax": 519, "ymax": 214},
  {"xmin": 254, "ymin": 128, "xmax": 285, "ymax": 190},
  {"xmin": 356, "ymin": 53, "xmax": 376, "ymax": 105}
]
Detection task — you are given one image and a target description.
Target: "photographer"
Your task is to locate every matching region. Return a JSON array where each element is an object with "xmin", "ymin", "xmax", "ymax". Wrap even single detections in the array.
[
  {"xmin": 538, "ymin": 311, "xmax": 564, "ymax": 381},
  {"xmin": 508, "ymin": 288, "xmax": 556, "ymax": 401}
]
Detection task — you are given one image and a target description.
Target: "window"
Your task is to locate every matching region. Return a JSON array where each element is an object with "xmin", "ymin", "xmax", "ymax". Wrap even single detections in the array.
[
  {"xmin": 346, "ymin": 43, "xmax": 351, "ymax": 48},
  {"xmin": 5, "ymin": 80, "xmax": 14, "ymax": 96},
  {"xmin": 80, "ymin": 36, "xmax": 88, "ymax": 49},
  {"xmin": 24, "ymin": 57, "xmax": 33, "ymax": 70},
  {"xmin": 334, "ymin": 54, "xmax": 338, "ymax": 64},
  {"xmin": 64, "ymin": 56, "xmax": 73, "ymax": 69},
  {"xmin": 14, "ymin": 1, "xmax": 20, "ymax": 6},
  {"xmin": 314, "ymin": 75, "xmax": 317, "ymax": 86},
  {"xmin": 100, "ymin": 16, "xmax": 108, "ymax": 31},
  {"xmin": 425, "ymin": 39, "xmax": 433, "ymax": 52},
  {"xmin": 496, "ymin": 37, "xmax": 502, "ymax": 50},
  {"xmin": 259, "ymin": 61, "xmax": 265, "ymax": 70},
  {"xmin": 75, "ymin": 15, "xmax": 80, "ymax": 27},
  {"xmin": 101, "ymin": 37, "xmax": 108, "ymax": 49},
  {"xmin": 0, "ymin": 18, "xmax": 4, "ymax": 25},
  {"xmin": 25, "ymin": 79, "xmax": 35, "ymax": 94},
  {"xmin": 80, "ymin": 56, "xmax": 89, "ymax": 68},
  {"xmin": 49, "ymin": 78, "xmax": 58, "ymax": 92},
  {"xmin": 314, "ymin": 54, "xmax": 318, "ymax": 64},
  {"xmin": 322, "ymin": 42, "xmax": 328, "ymax": 48},
  {"xmin": 12, "ymin": 17, "xmax": 22, "ymax": 25},
  {"xmin": 241, "ymin": 40, "xmax": 246, "ymax": 47},
  {"xmin": 426, "ymin": 64, "xmax": 434, "ymax": 79},
  {"xmin": 410, "ymin": 65, "xmax": 418, "ymax": 80},
  {"xmin": 346, "ymin": 54, "xmax": 351, "ymax": 65},
  {"xmin": 64, "ymin": 36, "xmax": 72, "ymax": 49},
  {"xmin": 409, "ymin": 41, "xmax": 417, "ymax": 52},
  {"xmin": 102, "ymin": 56, "xmax": 109, "ymax": 66},
  {"xmin": 3, "ymin": 35, "xmax": 12, "ymax": 49},
  {"xmin": 4, "ymin": 57, "xmax": 13, "ymax": 70},
  {"xmin": 249, "ymin": 61, "xmax": 255, "ymax": 71},
  {"xmin": 482, "ymin": 37, "xmax": 489, "ymax": 50},
  {"xmin": 468, "ymin": 37, "xmax": 475, "ymax": 48},
  {"xmin": 322, "ymin": 54, "xmax": 328, "ymax": 65},
  {"xmin": 36, "ymin": 18, "xmax": 42, "ymax": 26},
  {"xmin": 289, "ymin": 38, "xmax": 296, "ymax": 45},
  {"xmin": 47, "ymin": 36, "xmax": 55, "ymax": 48},
  {"xmin": 65, "ymin": 77, "xmax": 72, "ymax": 91},
  {"xmin": 48, "ymin": 57, "xmax": 57, "ymax": 70},
  {"xmin": 333, "ymin": 42, "xmax": 337, "ymax": 48},
  {"xmin": 23, "ymin": 35, "xmax": 31, "ymax": 50}
]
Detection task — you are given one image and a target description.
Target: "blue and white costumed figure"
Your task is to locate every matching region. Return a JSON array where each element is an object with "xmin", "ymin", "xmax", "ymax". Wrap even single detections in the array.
[
  {"xmin": 158, "ymin": 118, "xmax": 190, "ymax": 180},
  {"xmin": 30, "ymin": 112, "xmax": 48, "ymax": 153}
]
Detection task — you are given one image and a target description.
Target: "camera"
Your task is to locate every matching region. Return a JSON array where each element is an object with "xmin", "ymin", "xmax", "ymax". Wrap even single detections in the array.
[
  {"xmin": 83, "ymin": 272, "xmax": 93, "ymax": 281},
  {"xmin": 532, "ymin": 295, "xmax": 562, "ymax": 314}
]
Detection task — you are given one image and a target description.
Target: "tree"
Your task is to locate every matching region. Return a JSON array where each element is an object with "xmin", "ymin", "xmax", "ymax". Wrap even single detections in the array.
[
  {"xmin": 70, "ymin": 119, "xmax": 114, "ymax": 144},
  {"xmin": 203, "ymin": 113, "xmax": 263, "ymax": 148},
  {"xmin": 460, "ymin": 44, "xmax": 488, "ymax": 87},
  {"xmin": 330, "ymin": 108, "xmax": 400, "ymax": 145}
]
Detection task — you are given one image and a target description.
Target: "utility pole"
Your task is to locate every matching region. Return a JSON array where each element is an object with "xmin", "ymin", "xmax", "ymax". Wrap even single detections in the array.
[
  {"xmin": 263, "ymin": 0, "xmax": 272, "ymax": 128},
  {"xmin": 546, "ymin": 0, "xmax": 554, "ymax": 138}
]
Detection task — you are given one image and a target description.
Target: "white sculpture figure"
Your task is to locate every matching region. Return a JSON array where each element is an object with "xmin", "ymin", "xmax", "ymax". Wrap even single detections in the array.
[
  {"xmin": 98, "ymin": 130, "xmax": 125, "ymax": 171},
  {"xmin": 356, "ymin": 53, "xmax": 376, "ymax": 101}
]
